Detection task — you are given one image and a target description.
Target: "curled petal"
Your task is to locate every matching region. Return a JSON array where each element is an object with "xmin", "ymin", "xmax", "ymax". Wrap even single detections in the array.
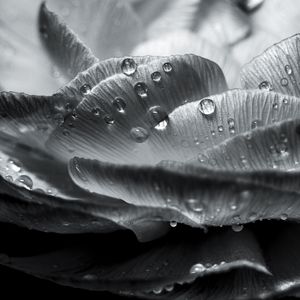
[
  {"xmin": 241, "ymin": 34, "xmax": 300, "ymax": 97},
  {"xmin": 0, "ymin": 225, "xmax": 269, "ymax": 293},
  {"xmin": 48, "ymin": 54, "xmax": 227, "ymax": 164},
  {"xmin": 69, "ymin": 157, "xmax": 300, "ymax": 226},
  {"xmin": 39, "ymin": 2, "xmax": 98, "ymax": 79}
]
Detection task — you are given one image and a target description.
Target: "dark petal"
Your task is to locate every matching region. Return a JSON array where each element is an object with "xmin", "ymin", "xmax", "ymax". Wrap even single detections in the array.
[
  {"xmin": 0, "ymin": 225, "xmax": 269, "ymax": 293},
  {"xmin": 69, "ymin": 157, "xmax": 300, "ymax": 226},
  {"xmin": 47, "ymin": 54, "xmax": 227, "ymax": 164},
  {"xmin": 39, "ymin": 2, "xmax": 98, "ymax": 80},
  {"xmin": 241, "ymin": 34, "xmax": 300, "ymax": 97}
]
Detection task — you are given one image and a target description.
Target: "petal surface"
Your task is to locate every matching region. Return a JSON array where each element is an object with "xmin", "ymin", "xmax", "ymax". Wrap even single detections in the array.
[{"xmin": 47, "ymin": 55, "xmax": 227, "ymax": 164}]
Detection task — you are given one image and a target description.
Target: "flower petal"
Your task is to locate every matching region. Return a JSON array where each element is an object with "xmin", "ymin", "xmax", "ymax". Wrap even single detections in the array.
[
  {"xmin": 0, "ymin": 224, "xmax": 269, "ymax": 293},
  {"xmin": 47, "ymin": 0, "xmax": 143, "ymax": 60},
  {"xmin": 38, "ymin": 2, "xmax": 98, "ymax": 79},
  {"xmin": 69, "ymin": 157, "xmax": 300, "ymax": 226},
  {"xmin": 146, "ymin": 0, "xmax": 250, "ymax": 46},
  {"xmin": 193, "ymin": 118, "xmax": 300, "ymax": 172},
  {"xmin": 47, "ymin": 54, "xmax": 227, "ymax": 164},
  {"xmin": 241, "ymin": 34, "xmax": 300, "ymax": 97},
  {"xmin": 132, "ymin": 30, "xmax": 241, "ymax": 88}
]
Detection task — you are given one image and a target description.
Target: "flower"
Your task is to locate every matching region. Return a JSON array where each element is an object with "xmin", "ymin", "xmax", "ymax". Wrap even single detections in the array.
[{"xmin": 1, "ymin": 1, "xmax": 300, "ymax": 299}]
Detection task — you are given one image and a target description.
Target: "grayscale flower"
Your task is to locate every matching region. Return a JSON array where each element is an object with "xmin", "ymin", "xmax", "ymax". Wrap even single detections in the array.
[{"xmin": 1, "ymin": 1, "xmax": 300, "ymax": 299}]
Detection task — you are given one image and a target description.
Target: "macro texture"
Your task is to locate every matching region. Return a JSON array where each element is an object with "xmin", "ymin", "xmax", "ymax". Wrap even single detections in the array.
[{"xmin": 1, "ymin": 0, "xmax": 300, "ymax": 299}]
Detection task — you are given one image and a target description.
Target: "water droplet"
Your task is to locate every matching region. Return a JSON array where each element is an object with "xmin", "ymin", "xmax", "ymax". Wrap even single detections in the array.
[
  {"xmin": 198, "ymin": 98, "xmax": 216, "ymax": 116},
  {"xmin": 148, "ymin": 106, "xmax": 168, "ymax": 129},
  {"xmin": 130, "ymin": 127, "xmax": 149, "ymax": 143},
  {"xmin": 92, "ymin": 107, "xmax": 101, "ymax": 116},
  {"xmin": 80, "ymin": 83, "xmax": 91, "ymax": 95},
  {"xmin": 280, "ymin": 213, "xmax": 288, "ymax": 220},
  {"xmin": 103, "ymin": 115, "xmax": 115, "ymax": 125},
  {"xmin": 165, "ymin": 285, "xmax": 174, "ymax": 292},
  {"xmin": 280, "ymin": 78, "xmax": 288, "ymax": 86},
  {"xmin": 218, "ymin": 125, "xmax": 224, "ymax": 132},
  {"xmin": 34, "ymin": 188, "xmax": 45, "ymax": 194},
  {"xmin": 154, "ymin": 119, "xmax": 168, "ymax": 130},
  {"xmin": 134, "ymin": 82, "xmax": 148, "ymax": 98},
  {"xmin": 15, "ymin": 175, "xmax": 33, "ymax": 190},
  {"xmin": 232, "ymin": 224, "xmax": 244, "ymax": 232},
  {"xmin": 151, "ymin": 71, "xmax": 162, "ymax": 83},
  {"xmin": 190, "ymin": 263, "xmax": 206, "ymax": 274},
  {"xmin": 248, "ymin": 212, "xmax": 257, "ymax": 222},
  {"xmin": 82, "ymin": 274, "xmax": 97, "ymax": 281},
  {"xmin": 285, "ymin": 65, "xmax": 293, "ymax": 75},
  {"xmin": 240, "ymin": 190, "xmax": 251, "ymax": 199},
  {"xmin": 153, "ymin": 287, "xmax": 163, "ymax": 295},
  {"xmin": 5, "ymin": 175, "xmax": 13, "ymax": 182},
  {"xmin": 230, "ymin": 199, "xmax": 238, "ymax": 210},
  {"xmin": 251, "ymin": 119, "xmax": 261, "ymax": 129},
  {"xmin": 113, "ymin": 97, "xmax": 126, "ymax": 113},
  {"xmin": 7, "ymin": 159, "xmax": 22, "ymax": 172},
  {"xmin": 283, "ymin": 98, "xmax": 289, "ymax": 105},
  {"xmin": 259, "ymin": 81, "xmax": 272, "ymax": 91},
  {"xmin": 227, "ymin": 118, "xmax": 235, "ymax": 133},
  {"xmin": 121, "ymin": 58, "xmax": 137, "ymax": 76},
  {"xmin": 170, "ymin": 220, "xmax": 177, "ymax": 228},
  {"xmin": 162, "ymin": 62, "xmax": 173, "ymax": 73},
  {"xmin": 186, "ymin": 198, "xmax": 204, "ymax": 212},
  {"xmin": 211, "ymin": 130, "xmax": 216, "ymax": 136}
]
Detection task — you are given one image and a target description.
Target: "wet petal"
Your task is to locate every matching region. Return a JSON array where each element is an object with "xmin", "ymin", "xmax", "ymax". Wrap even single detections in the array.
[
  {"xmin": 146, "ymin": 0, "xmax": 250, "ymax": 46},
  {"xmin": 241, "ymin": 34, "xmax": 300, "ymax": 97},
  {"xmin": 132, "ymin": 30, "xmax": 241, "ymax": 88},
  {"xmin": 0, "ymin": 225, "xmax": 269, "ymax": 293},
  {"xmin": 47, "ymin": 54, "xmax": 227, "ymax": 164},
  {"xmin": 69, "ymin": 156, "xmax": 300, "ymax": 226},
  {"xmin": 193, "ymin": 118, "xmax": 300, "ymax": 172},
  {"xmin": 38, "ymin": 3, "xmax": 98, "ymax": 80},
  {"xmin": 47, "ymin": 0, "xmax": 143, "ymax": 60}
]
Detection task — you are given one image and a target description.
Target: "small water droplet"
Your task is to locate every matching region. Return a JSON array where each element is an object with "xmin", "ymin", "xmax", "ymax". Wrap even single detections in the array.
[
  {"xmin": 280, "ymin": 213, "xmax": 288, "ymax": 220},
  {"xmin": 211, "ymin": 130, "xmax": 216, "ymax": 136},
  {"xmin": 80, "ymin": 83, "xmax": 91, "ymax": 95},
  {"xmin": 198, "ymin": 98, "xmax": 216, "ymax": 116},
  {"xmin": 272, "ymin": 103, "xmax": 278, "ymax": 110},
  {"xmin": 165, "ymin": 285, "xmax": 174, "ymax": 292},
  {"xmin": 162, "ymin": 62, "xmax": 173, "ymax": 73},
  {"xmin": 113, "ymin": 97, "xmax": 126, "ymax": 113},
  {"xmin": 130, "ymin": 127, "xmax": 149, "ymax": 143},
  {"xmin": 103, "ymin": 114, "xmax": 115, "ymax": 125},
  {"xmin": 134, "ymin": 82, "xmax": 148, "ymax": 98},
  {"xmin": 15, "ymin": 175, "xmax": 33, "ymax": 190},
  {"xmin": 7, "ymin": 159, "xmax": 22, "ymax": 172},
  {"xmin": 280, "ymin": 78, "xmax": 288, "ymax": 86},
  {"xmin": 121, "ymin": 58, "xmax": 137, "ymax": 76},
  {"xmin": 186, "ymin": 198, "xmax": 204, "ymax": 213},
  {"xmin": 218, "ymin": 125, "xmax": 224, "ymax": 132},
  {"xmin": 5, "ymin": 175, "xmax": 13, "ymax": 182},
  {"xmin": 251, "ymin": 119, "xmax": 261, "ymax": 129},
  {"xmin": 285, "ymin": 65, "xmax": 293, "ymax": 75},
  {"xmin": 154, "ymin": 119, "xmax": 168, "ymax": 130},
  {"xmin": 151, "ymin": 71, "xmax": 162, "ymax": 83},
  {"xmin": 248, "ymin": 212, "xmax": 257, "ymax": 222},
  {"xmin": 82, "ymin": 274, "xmax": 97, "ymax": 281},
  {"xmin": 190, "ymin": 263, "xmax": 206, "ymax": 274},
  {"xmin": 259, "ymin": 81, "xmax": 272, "ymax": 91},
  {"xmin": 153, "ymin": 287, "xmax": 163, "ymax": 295},
  {"xmin": 227, "ymin": 118, "xmax": 235, "ymax": 133},
  {"xmin": 232, "ymin": 224, "xmax": 244, "ymax": 232},
  {"xmin": 283, "ymin": 98, "xmax": 289, "ymax": 105},
  {"xmin": 170, "ymin": 220, "xmax": 177, "ymax": 228}
]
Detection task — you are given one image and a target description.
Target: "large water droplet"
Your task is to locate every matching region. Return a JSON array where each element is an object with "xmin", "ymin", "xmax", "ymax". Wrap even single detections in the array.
[
  {"xmin": 134, "ymin": 82, "xmax": 148, "ymax": 98},
  {"xmin": 285, "ymin": 65, "xmax": 293, "ymax": 75},
  {"xmin": 190, "ymin": 263, "xmax": 206, "ymax": 274},
  {"xmin": 151, "ymin": 71, "xmax": 162, "ymax": 83},
  {"xmin": 121, "ymin": 58, "xmax": 137, "ymax": 76},
  {"xmin": 280, "ymin": 78, "xmax": 288, "ymax": 86},
  {"xmin": 80, "ymin": 83, "xmax": 91, "ymax": 95},
  {"xmin": 198, "ymin": 98, "xmax": 216, "ymax": 116},
  {"xmin": 232, "ymin": 224, "xmax": 244, "ymax": 232},
  {"xmin": 162, "ymin": 62, "xmax": 173, "ymax": 73},
  {"xmin": 186, "ymin": 198, "xmax": 204, "ymax": 212},
  {"xmin": 15, "ymin": 175, "xmax": 33, "ymax": 190},
  {"xmin": 259, "ymin": 81, "xmax": 272, "ymax": 91},
  {"xmin": 113, "ymin": 97, "xmax": 126, "ymax": 113},
  {"xmin": 130, "ymin": 127, "xmax": 149, "ymax": 143},
  {"xmin": 170, "ymin": 220, "xmax": 177, "ymax": 228}
]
